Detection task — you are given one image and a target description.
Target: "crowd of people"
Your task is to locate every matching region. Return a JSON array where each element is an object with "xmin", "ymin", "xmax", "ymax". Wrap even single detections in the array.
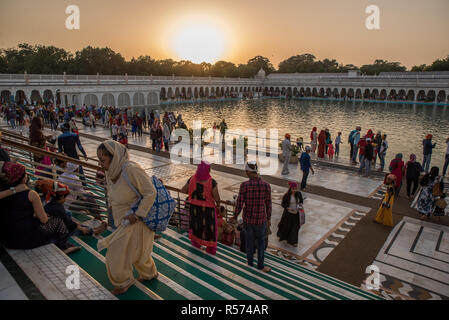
[{"xmin": 1, "ymin": 100, "xmax": 448, "ymax": 297}]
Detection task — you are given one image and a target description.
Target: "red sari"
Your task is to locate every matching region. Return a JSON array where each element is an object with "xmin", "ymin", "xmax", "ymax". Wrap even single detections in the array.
[{"xmin": 317, "ymin": 130, "xmax": 326, "ymax": 158}]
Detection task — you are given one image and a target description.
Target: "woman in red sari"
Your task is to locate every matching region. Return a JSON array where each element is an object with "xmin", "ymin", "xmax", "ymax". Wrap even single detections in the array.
[{"xmin": 317, "ymin": 130, "xmax": 326, "ymax": 158}]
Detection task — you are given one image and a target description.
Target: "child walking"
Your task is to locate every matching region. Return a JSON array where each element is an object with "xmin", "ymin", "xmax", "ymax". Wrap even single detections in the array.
[
  {"xmin": 327, "ymin": 140, "xmax": 335, "ymax": 160},
  {"xmin": 296, "ymin": 137, "xmax": 304, "ymax": 151}
]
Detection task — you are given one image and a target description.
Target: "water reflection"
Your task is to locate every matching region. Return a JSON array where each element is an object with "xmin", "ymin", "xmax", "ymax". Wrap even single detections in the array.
[{"xmin": 139, "ymin": 99, "xmax": 449, "ymax": 166}]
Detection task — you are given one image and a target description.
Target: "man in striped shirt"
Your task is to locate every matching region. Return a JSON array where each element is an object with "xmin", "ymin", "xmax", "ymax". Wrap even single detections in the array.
[{"xmin": 232, "ymin": 161, "xmax": 272, "ymax": 273}]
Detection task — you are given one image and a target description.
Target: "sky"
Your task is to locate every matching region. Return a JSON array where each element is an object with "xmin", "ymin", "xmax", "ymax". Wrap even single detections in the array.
[{"xmin": 0, "ymin": 0, "xmax": 448, "ymax": 68}]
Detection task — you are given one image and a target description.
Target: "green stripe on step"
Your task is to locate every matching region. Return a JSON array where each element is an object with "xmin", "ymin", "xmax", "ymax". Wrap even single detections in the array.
[
  {"xmin": 67, "ymin": 238, "xmax": 152, "ymax": 300},
  {"xmin": 76, "ymin": 235, "xmax": 192, "ymax": 300},
  {"xmin": 173, "ymin": 234, "xmax": 327, "ymax": 300},
  {"xmin": 154, "ymin": 241, "xmax": 272, "ymax": 300},
  {"xmin": 153, "ymin": 245, "xmax": 255, "ymax": 300},
  {"xmin": 159, "ymin": 232, "xmax": 300, "ymax": 300}
]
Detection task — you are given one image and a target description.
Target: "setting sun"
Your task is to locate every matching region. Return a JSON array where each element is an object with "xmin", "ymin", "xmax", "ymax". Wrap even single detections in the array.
[{"xmin": 171, "ymin": 23, "xmax": 226, "ymax": 64}]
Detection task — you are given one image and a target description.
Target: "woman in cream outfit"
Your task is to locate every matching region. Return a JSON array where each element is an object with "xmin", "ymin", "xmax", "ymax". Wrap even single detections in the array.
[{"xmin": 97, "ymin": 140, "xmax": 158, "ymax": 295}]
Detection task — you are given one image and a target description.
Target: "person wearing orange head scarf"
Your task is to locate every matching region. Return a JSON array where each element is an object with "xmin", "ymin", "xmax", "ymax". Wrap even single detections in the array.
[
  {"xmin": 317, "ymin": 130, "xmax": 326, "ymax": 158},
  {"xmin": 181, "ymin": 161, "xmax": 221, "ymax": 255}
]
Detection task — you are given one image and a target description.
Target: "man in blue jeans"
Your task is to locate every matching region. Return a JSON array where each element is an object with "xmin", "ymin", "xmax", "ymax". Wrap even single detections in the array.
[
  {"xmin": 299, "ymin": 146, "xmax": 314, "ymax": 190},
  {"xmin": 422, "ymin": 134, "xmax": 436, "ymax": 172},
  {"xmin": 232, "ymin": 161, "xmax": 272, "ymax": 273}
]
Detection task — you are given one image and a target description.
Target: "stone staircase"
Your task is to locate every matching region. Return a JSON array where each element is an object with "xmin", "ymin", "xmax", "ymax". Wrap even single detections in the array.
[{"xmin": 4, "ymin": 216, "xmax": 383, "ymax": 300}]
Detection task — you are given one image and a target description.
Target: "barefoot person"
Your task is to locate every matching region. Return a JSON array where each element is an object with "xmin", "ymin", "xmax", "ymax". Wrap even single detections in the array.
[{"xmin": 97, "ymin": 141, "xmax": 158, "ymax": 295}]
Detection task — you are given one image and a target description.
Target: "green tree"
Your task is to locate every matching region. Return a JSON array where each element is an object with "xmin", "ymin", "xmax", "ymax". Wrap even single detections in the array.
[
  {"xmin": 246, "ymin": 55, "xmax": 275, "ymax": 76},
  {"xmin": 360, "ymin": 59, "xmax": 406, "ymax": 75}
]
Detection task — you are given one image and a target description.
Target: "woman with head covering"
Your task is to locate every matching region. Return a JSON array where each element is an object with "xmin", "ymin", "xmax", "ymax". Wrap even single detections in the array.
[
  {"xmin": 277, "ymin": 181, "xmax": 304, "ymax": 246},
  {"xmin": 29, "ymin": 116, "xmax": 53, "ymax": 177},
  {"xmin": 317, "ymin": 130, "xmax": 326, "ymax": 159},
  {"xmin": 0, "ymin": 162, "xmax": 78, "ymax": 253},
  {"xmin": 389, "ymin": 153, "xmax": 405, "ymax": 196},
  {"xmin": 96, "ymin": 140, "xmax": 158, "ymax": 295},
  {"xmin": 181, "ymin": 161, "xmax": 221, "ymax": 255},
  {"xmin": 417, "ymin": 166, "xmax": 446, "ymax": 221},
  {"xmin": 310, "ymin": 127, "xmax": 317, "ymax": 153},
  {"xmin": 374, "ymin": 174, "xmax": 396, "ymax": 226},
  {"xmin": 405, "ymin": 154, "xmax": 423, "ymax": 199}
]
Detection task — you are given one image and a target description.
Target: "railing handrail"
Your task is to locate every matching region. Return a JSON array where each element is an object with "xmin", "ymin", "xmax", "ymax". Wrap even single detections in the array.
[{"xmin": 0, "ymin": 136, "xmax": 102, "ymax": 171}]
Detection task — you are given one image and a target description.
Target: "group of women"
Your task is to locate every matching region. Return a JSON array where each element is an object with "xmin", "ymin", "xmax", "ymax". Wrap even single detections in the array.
[{"xmin": 374, "ymin": 155, "xmax": 446, "ymax": 227}]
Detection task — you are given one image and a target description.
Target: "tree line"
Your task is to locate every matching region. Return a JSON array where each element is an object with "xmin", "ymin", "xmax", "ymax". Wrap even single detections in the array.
[{"xmin": 0, "ymin": 43, "xmax": 448, "ymax": 77}]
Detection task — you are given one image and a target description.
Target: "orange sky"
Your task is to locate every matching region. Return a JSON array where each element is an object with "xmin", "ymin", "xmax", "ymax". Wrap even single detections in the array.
[{"xmin": 0, "ymin": 0, "xmax": 448, "ymax": 68}]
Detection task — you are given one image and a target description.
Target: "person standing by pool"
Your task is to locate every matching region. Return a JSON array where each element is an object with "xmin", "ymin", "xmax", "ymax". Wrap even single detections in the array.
[
  {"xmin": 335, "ymin": 132, "xmax": 341, "ymax": 157},
  {"xmin": 299, "ymin": 146, "xmax": 314, "ymax": 190},
  {"xmin": 348, "ymin": 127, "xmax": 358, "ymax": 160},
  {"xmin": 317, "ymin": 130, "xmax": 326, "ymax": 159},
  {"xmin": 389, "ymin": 153, "xmax": 405, "ymax": 196},
  {"xmin": 359, "ymin": 138, "xmax": 373, "ymax": 176},
  {"xmin": 422, "ymin": 134, "xmax": 436, "ymax": 172},
  {"xmin": 378, "ymin": 134, "xmax": 388, "ymax": 172},
  {"xmin": 281, "ymin": 133, "xmax": 291, "ymax": 175},
  {"xmin": 443, "ymin": 137, "xmax": 449, "ymax": 177},
  {"xmin": 405, "ymin": 154, "xmax": 422, "ymax": 199},
  {"xmin": 351, "ymin": 126, "xmax": 361, "ymax": 165},
  {"xmin": 310, "ymin": 127, "xmax": 317, "ymax": 154},
  {"xmin": 325, "ymin": 129, "xmax": 331, "ymax": 155},
  {"xmin": 232, "ymin": 161, "xmax": 272, "ymax": 273}
]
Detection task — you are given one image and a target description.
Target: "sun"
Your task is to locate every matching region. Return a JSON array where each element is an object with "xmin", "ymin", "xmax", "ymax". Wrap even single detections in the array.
[{"xmin": 171, "ymin": 23, "xmax": 226, "ymax": 64}]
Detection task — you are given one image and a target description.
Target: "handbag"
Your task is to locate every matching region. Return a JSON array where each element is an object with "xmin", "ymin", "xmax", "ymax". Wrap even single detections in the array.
[
  {"xmin": 122, "ymin": 162, "xmax": 176, "ymax": 232},
  {"xmin": 299, "ymin": 205, "xmax": 306, "ymax": 226}
]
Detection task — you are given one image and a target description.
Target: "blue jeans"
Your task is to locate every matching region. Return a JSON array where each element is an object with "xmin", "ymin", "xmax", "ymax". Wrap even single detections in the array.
[
  {"xmin": 423, "ymin": 154, "xmax": 432, "ymax": 172},
  {"xmin": 9, "ymin": 119, "xmax": 15, "ymax": 129},
  {"xmin": 379, "ymin": 153, "xmax": 385, "ymax": 170},
  {"xmin": 244, "ymin": 223, "xmax": 267, "ymax": 270},
  {"xmin": 358, "ymin": 157, "xmax": 372, "ymax": 176},
  {"xmin": 335, "ymin": 143, "xmax": 340, "ymax": 156},
  {"xmin": 352, "ymin": 145, "xmax": 359, "ymax": 162}
]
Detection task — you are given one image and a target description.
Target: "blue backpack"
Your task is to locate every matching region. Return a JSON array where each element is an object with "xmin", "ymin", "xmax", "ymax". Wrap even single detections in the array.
[{"xmin": 122, "ymin": 163, "xmax": 176, "ymax": 232}]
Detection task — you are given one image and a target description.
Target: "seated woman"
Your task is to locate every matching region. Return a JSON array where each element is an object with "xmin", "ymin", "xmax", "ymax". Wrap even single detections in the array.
[
  {"xmin": 0, "ymin": 162, "xmax": 80, "ymax": 254},
  {"xmin": 43, "ymin": 181, "xmax": 106, "ymax": 237}
]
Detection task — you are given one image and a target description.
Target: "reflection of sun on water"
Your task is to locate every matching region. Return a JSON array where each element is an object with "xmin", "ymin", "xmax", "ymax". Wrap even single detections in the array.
[{"xmin": 171, "ymin": 23, "xmax": 226, "ymax": 63}]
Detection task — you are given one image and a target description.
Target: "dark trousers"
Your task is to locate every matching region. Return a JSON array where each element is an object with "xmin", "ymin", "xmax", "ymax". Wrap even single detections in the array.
[
  {"xmin": 350, "ymin": 143, "xmax": 354, "ymax": 159},
  {"xmin": 443, "ymin": 154, "xmax": 449, "ymax": 176},
  {"xmin": 406, "ymin": 178, "xmax": 419, "ymax": 197},
  {"xmin": 244, "ymin": 223, "xmax": 267, "ymax": 270},
  {"xmin": 301, "ymin": 170, "xmax": 309, "ymax": 190}
]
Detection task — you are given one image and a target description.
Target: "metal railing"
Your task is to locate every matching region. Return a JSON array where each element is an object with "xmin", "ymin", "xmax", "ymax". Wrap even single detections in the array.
[{"xmin": 0, "ymin": 128, "xmax": 238, "ymax": 230}]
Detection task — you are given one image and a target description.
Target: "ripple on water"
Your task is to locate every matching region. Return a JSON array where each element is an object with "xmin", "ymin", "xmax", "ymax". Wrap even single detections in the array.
[{"xmin": 146, "ymin": 99, "xmax": 449, "ymax": 166}]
